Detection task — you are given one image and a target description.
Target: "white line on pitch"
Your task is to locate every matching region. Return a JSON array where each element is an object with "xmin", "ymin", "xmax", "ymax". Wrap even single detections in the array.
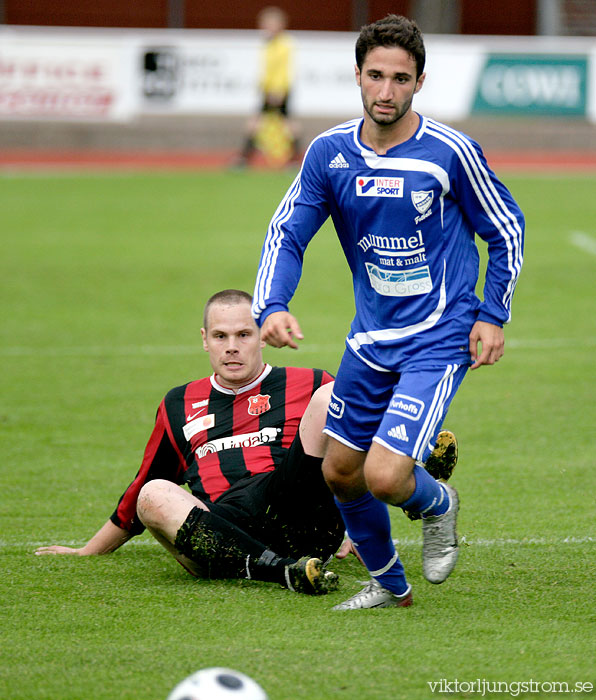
[{"xmin": 570, "ymin": 230, "xmax": 596, "ymax": 256}]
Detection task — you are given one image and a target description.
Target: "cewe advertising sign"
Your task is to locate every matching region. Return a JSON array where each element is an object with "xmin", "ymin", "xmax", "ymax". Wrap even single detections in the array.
[{"xmin": 472, "ymin": 54, "xmax": 588, "ymax": 117}]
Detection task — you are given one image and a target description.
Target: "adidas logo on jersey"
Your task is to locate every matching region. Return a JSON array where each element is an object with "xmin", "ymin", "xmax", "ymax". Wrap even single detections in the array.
[
  {"xmin": 329, "ymin": 152, "xmax": 349, "ymax": 169},
  {"xmin": 387, "ymin": 424, "xmax": 409, "ymax": 441}
]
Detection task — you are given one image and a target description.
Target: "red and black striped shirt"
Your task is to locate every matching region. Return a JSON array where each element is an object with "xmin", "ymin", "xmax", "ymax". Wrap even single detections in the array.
[{"xmin": 111, "ymin": 365, "xmax": 333, "ymax": 533}]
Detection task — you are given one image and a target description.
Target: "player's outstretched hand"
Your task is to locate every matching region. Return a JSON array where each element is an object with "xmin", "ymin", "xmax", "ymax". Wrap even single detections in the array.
[
  {"xmin": 35, "ymin": 545, "xmax": 84, "ymax": 556},
  {"xmin": 469, "ymin": 320, "xmax": 505, "ymax": 370},
  {"xmin": 261, "ymin": 311, "xmax": 304, "ymax": 349},
  {"xmin": 335, "ymin": 537, "xmax": 365, "ymax": 565}
]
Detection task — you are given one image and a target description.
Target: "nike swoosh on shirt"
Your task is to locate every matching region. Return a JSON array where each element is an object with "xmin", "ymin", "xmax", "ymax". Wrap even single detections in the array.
[{"xmin": 186, "ymin": 408, "xmax": 207, "ymax": 421}]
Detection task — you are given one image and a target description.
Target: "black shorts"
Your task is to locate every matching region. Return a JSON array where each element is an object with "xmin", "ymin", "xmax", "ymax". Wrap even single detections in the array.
[
  {"xmin": 204, "ymin": 434, "xmax": 344, "ymax": 561},
  {"xmin": 261, "ymin": 95, "xmax": 289, "ymax": 116}
]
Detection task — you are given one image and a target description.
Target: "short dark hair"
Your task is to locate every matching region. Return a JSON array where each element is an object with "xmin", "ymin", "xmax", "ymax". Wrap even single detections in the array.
[
  {"xmin": 203, "ymin": 289, "xmax": 253, "ymax": 329},
  {"xmin": 355, "ymin": 15, "xmax": 426, "ymax": 78}
]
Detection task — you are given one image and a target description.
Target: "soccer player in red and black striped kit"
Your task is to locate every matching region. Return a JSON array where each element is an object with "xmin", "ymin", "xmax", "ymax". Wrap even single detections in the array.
[{"xmin": 35, "ymin": 289, "xmax": 344, "ymax": 594}]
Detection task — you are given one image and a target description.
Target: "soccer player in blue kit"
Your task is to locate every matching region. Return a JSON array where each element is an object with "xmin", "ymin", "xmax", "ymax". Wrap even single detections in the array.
[{"xmin": 252, "ymin": 15, "xmax": 524, "ymax": 609}]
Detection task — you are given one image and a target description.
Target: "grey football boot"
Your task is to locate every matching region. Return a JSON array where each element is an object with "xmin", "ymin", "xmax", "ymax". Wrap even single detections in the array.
[
  {"xmin": 421, "ymin": 482, "xmax": 460, "ymax": 584},
  {"xmin": 332, "ymin": 579, "xmax": 413, "ymax": 610}
]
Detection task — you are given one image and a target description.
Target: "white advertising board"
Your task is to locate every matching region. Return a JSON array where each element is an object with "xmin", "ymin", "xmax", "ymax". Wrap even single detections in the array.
[
  {"xmin": 0, "ymin": 28, "xmax": 137, "ymax": 121},
  {"xmin": 134, "ymin": 30, "xmax": 361, "ymax": 117},
  {"xmin": 1, "ymin": 26, "xmax": 594, "ymax": 123},
  {"xmin": 135, "ymin": 30, "xmax": 483, "ymax": 119},
  {"xmin": 137, "ymin": 31, "xmax": 261, "ymax": 115},
  {"xmin": 414, "ymin": 40, "xmax": 486, "ymax": 120}
]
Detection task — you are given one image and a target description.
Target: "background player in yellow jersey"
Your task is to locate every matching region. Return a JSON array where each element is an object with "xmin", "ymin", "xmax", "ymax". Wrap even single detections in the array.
[{"xmin": 235, "ymin": 6, "xmax": 301, "ymax": 167}]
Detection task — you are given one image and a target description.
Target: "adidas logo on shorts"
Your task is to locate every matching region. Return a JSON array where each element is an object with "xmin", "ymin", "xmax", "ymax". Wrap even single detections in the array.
[
  {"xmin": 388, "ymin": 424, "xmax": 409, "ymax": 441},
  {"xmin": 329, "ymin": 152, "xmax": 349, "ymax": 169}
]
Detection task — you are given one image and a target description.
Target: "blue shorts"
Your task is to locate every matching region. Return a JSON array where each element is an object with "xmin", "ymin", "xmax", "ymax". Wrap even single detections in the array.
[{"xmin": 324, "ymin": 348, "xmax": 468, "ymax": 462}]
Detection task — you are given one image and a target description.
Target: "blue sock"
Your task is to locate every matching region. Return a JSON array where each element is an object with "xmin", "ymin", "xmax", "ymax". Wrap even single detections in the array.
[
  {"xmin": 398, "ymin": 464, "xmax": 450, "ymax": 517},
  {"xmin": 335, "ymin": 491, "xmax": 409, "ymax": 596}
]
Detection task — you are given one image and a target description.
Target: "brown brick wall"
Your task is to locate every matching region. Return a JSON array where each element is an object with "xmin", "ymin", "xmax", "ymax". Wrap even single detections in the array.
[
  {"xmin": 460, "ymin": 0, "xmax": 536, "ymax": 35},
  {"xmin": 4, "ymin": 0, "xmax": 540, "ymax": 34},
  {"xmin": 5, "ymin": 0, "xmax": 169, "ymax": 28}
]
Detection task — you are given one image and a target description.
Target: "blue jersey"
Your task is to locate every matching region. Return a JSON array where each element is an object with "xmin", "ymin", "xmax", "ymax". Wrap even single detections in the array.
[{"xmin": 253, "ymin": 116, "xmax": 525, "ymax": 371}]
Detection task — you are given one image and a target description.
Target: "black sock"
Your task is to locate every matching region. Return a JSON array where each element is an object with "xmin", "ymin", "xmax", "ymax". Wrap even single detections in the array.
[
  {"xmin": 239, "ymin": 136, "xmax": 256, "ymax": 162},
  {"xmin": 290, "ymin": 137, "xmax": 302, "ymax": 161},
  {"xmin": 174, "ymin": 507, "xmax": 296, "ymax": 584}
]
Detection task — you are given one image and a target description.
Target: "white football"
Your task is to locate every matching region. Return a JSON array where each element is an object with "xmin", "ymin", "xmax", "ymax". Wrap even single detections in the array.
[{"xmin": 166, "ymin": 667, "xmax": 268, "ymax": 700}]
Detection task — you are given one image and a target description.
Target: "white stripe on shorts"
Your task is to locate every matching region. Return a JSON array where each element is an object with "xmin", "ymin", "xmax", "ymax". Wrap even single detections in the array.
[{"xmin": 412, "ymin": 364, "xmax": 459, "ymax": 461}]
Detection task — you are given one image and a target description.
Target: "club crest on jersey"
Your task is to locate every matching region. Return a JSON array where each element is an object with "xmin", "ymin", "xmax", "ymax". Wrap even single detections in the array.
[
  {"xmin": 356, "ymin": 176, "xmax": 404, "ymax": 198},
  {"xmin": 411, "ymin": 190, "xmax": 434, "ymax": 223},
  {"xmin": 247, "ymin": 394, "xmax": 271, "ymax": 415}
]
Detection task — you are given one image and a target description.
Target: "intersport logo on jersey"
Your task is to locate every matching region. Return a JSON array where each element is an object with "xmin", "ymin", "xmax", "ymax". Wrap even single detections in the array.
[{"xmin": 356, "ymin": 176, "xmax": 404, "ymax": 198}]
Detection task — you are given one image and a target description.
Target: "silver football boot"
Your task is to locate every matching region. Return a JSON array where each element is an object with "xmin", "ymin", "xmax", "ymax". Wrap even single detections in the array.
[
  {"xmin": 332, "ymin": 579, "xmax": 413, "ymax": 610},
  {"xmin": 422, "ymin": 482, "xmax": 460, "ymax": 584}
]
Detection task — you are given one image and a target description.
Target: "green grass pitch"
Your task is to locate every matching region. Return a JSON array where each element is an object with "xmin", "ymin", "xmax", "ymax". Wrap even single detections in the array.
[{"xmin": 1, "ymin": 168, "xmax": 595, "ymax": 700}]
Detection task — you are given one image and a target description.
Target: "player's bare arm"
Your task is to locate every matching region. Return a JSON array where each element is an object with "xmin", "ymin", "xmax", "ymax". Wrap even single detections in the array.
[
  {"xmin": 261, "ymin": 310, "xmax": 304, "ymax": 349},
  {"xmin": 469, "ymin": 320, "xmax": 505, "ymax": 370},
  {"xmin": 35, "ymin": 520, "xmax": 132, "ymax": 556}
]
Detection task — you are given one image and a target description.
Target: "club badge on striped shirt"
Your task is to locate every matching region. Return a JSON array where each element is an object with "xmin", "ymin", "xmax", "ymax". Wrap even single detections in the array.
[{"xmin": 247, "ymin": 394, "xmax": 271, "ymax": 415}]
